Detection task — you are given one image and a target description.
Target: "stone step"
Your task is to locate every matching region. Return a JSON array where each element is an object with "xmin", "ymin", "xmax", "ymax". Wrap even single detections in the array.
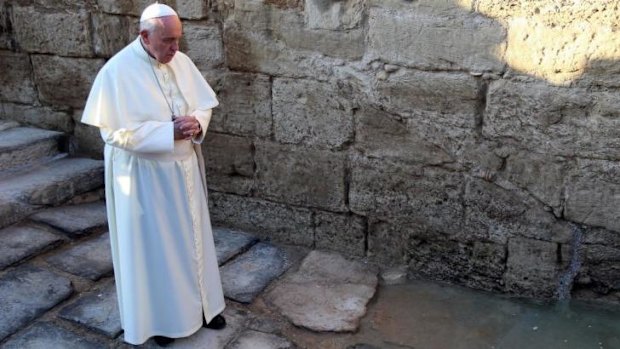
[
  {"xmin": 0, "ymin": 157, "xmax": 104, "ymax": 229},
  {"xmin": 0, "ymin": 223, "xmax": 64, "ymax": 271},
  {"xmin": 46, "ymin": 233, "xmax": 113, "ymax": 281},
  {"xmin": 29, "ymin": 201, "xmax": 107, "ymax": 238},
  {"xmin": 1, "ymin": 322, "xmax": 106, "ymax": 349},
  {"xmin": 0, "ymin": 126, "xmax": 65, "ymax": 172},
  {"xmin": 0, "ymin": 265, "xmax": 73, "ymax": 341}
]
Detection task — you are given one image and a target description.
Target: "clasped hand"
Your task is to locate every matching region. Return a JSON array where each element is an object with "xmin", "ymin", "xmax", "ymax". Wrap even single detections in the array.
[{"xmin": 173, "ymin": 116, "xmax": 201, "ymax": 140}]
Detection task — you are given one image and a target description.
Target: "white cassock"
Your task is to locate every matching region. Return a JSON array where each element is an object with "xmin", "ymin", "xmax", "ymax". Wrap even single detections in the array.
[{"xmin": 81, "ymin": 37, "xmax": 225, "ymax": 345}]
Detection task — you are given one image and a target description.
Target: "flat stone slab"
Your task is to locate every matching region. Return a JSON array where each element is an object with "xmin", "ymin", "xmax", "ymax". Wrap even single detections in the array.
[
  {"xmin": 30, "ymin": 201, "xmax": 107, "ymax": 237},
  {"xmin": 1, "ymin": 322, "xmax": 106, "ymax": 349},
  {"xmin": 0, "ymin": 127, "xmax": 63, "ymax": 172},
  {"xmin": 59, "ymin": 282, "xmax": 121, "ymax": 338},
  {"xmin": 220, "ymin": 242, "xmax": 291, "ymax": 303},
  {"xmin": 141, "ymin": 307, "xmax": 247, "ymax": 348},
  {"xmin": 213, "ymin": 227, "xmax": 259, "ymax": 266},
  {"xmin": 266, "ymin": 250, "xmax": 378, "ymax": 332},
  {"xmin": 0, "ymin": 265, "xmax": 73, "ymax": 340},
  {"xmin": 0, "ymin": 120, "xmax": 19, "ymax": 132},
  {"xmin": 226, "ymin": 330, "xmax": 296, "ymax": 349},
  {"xmin": 46, "ymin": 233, "xmax": 113, "ymax": 280},
  {"xmin": 0, "ymin": 224, "xmax": 63, "ymax": 270}
]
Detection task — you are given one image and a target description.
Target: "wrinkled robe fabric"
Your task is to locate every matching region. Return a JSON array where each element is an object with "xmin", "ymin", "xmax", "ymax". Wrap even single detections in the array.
[{"xmin": 81, "ymin": 37, "xmax": 225, "ymax": 345}]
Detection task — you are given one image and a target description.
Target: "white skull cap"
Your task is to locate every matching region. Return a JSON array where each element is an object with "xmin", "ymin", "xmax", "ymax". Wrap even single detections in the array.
[{"xmin": 140, "ymin": 3, "xmax": 178, "ymax": 22}]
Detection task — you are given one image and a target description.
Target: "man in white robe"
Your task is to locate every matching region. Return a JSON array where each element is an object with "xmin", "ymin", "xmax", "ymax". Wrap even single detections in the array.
[{"xmin": 81, "ymin": 3, "xmax": 226, "ymax": 346}]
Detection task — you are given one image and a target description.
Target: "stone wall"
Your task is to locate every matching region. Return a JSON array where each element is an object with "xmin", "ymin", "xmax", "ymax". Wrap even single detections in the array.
[{"xmin": 2, "ymin": 0, "xmax": 620, "ymax": 302}]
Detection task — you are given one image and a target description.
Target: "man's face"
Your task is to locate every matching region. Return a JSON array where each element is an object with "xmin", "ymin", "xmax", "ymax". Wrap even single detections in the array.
[{"xmin": 141, "ymin": 16, "xmax": 182, "ymax": 64}]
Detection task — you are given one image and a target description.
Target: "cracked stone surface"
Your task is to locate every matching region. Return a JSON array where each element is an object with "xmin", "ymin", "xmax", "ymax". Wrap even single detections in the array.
[
  {"xmin": 226, "ymin": 330, "xmax": 296, "ymax": 349},
  {"xmin": 220, "ymin": 242, "xmax": 291, "ymax": 303},
  {"xmin": 266, "ymin": 250, "xmax": 378, "ymax": 332},
  {"xmin": 46, "ymin": 233, "xmax": 112, "ymax": 280},
  {"xmin": 0, "ymin": 265, "xmax": 73, "ymax": 341},
  {"xmin": 59, "ymin": 282, "xmax": 121, "ymax": 338},
  {"xmin": 29, "ymin": 201, "xmax": 107, "ymax": 237},
  {"xmin": 0, "ymin": 224, "xmax": 63, "ymax": 269}
]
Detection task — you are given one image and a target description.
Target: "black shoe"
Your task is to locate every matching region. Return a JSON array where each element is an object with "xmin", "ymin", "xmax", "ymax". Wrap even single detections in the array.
[
  {"xmin": 203, "ymin": 314, "xmax": 226, "ymax": 330},
  {"xmin": 153, "ymin": 336, "xmax": 175, "ymax": 347}
]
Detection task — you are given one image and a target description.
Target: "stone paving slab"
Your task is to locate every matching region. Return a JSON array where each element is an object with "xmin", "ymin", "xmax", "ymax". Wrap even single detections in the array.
[
  {"xmin": 213, "ymin": 227, "xmax": 259, "ymax": 266},
  {"xmin": 225, "ymin": 330, "xmax": 296, "ymax": 349},
  {"xmin": 141, "ymin": 307, "xmax": 248, "ymax": 348},
  {"xmin": 220, "ymin": 242, "xmax": 291, "ymax": 304},
  {"xmin": 59, "ymin": 282, "xmax": 121, "ymax": 338},
  {"xmin": 29, "ymin": 201, "xmax": 107, "ymax": 238},
  {"xmin": 46, "ymin": 233, "xmax": 112, "ymax": 280},
  {"xmin": 0, "ymin": 224, "xmax": 63, "ymax": 270},
  {"xmin": 266, "ymin": 250, "xmax": 378, "ymax": 332},
  {"xmin": 1, "ymin": 322, "xmax": 106, "ymax": 349},
  {"xmin": 0, "ymin": 265, "xmax": 73, "ymax": 341}
]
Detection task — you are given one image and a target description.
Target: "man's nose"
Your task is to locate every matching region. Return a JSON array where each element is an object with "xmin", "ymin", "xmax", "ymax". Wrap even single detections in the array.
[{"xmin": 171, "ymin": 41, "xmax": 179, "ymax": 51}]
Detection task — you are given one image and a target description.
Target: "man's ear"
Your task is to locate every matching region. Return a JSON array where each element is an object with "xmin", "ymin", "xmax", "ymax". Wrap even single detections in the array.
[{"xmin": 140, "ymin": 30, "xmax": 150, "ymax": 45}]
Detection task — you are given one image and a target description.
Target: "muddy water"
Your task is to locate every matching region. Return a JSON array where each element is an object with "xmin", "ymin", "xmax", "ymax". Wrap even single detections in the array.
[{"xmin": 284, "ymin": 279, "xmax": 620, "ymax": 349}]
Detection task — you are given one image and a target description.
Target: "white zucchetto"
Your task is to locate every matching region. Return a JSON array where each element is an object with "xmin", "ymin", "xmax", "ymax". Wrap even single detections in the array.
[{"xmin": 140, "ymin": 3, "xmax": 178, "ymax": 22}]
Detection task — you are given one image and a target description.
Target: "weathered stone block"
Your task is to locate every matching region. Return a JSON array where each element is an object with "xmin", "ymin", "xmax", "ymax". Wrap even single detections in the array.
[
  {"xmin": 273, "ymin": 78, "xmax": 354, "ymax": 149},
  {"xmin": 203, "ymin": 132, "xmax": 254, "ymax": 195},
  {"xmin": 92, "ymin": 13, "xmax": 133, "ymax": 58},
  {"xmin": 209, "ymin": 192, "xmax": 314, "ymax": 246},
  {"xmin": 255, "ymin": 141, "xmax": 347, "ymax": 212},
  {"xmin": 210, "ymin": 72, "xmax": 272, "ymax": 137},
  {"xmin": 408, "ymin": 238, "xmax": 474, "ymax": 282},
  {"xmin": 1, "ymin": 322, "xmax": 105, "ymax": 349},
  {"xmin": 227, "ymin": 330, "xmax": 295, "ymax": 349},
  {"xmin": 213, "ymin": 227, "xmax": 259, "ymax": 265},
  {"xmin": 0, "ymin": 127, "xmax": 63, "ymax": 172},
  {"xmin": 176, "ymin": 0, "xmax": 209, "ymax": 19},
  {"xmin": 29, "ymin": 201, "xmax": 107, "ymax": 238},
  {"xmin": 305, "ymin": 0, "xmax": 365, "ymax": 30},
  {"xmin": 368, "ymin": 218, "xmax": 428, "ymax": 266},
  {"xmin": 97, "ymin": 0, "xmax": 171, "ymax": 16},
  {"xmin": 355, "ymin": 107, "xmax": 454, "ymax": 165},
  {"xmin": 504, "ymin": 237, "xmax": 565, "ymax": 298},
  {"xmin": 59, "ymin": 282, "xmax": 121, "ymax": 338},
  {"xmin": 46, "ymin": 233, "xmax": 113, "ymax": 280},
  {"xmin": 0, "ymin": 102, "xmax": 73, "ymax": 133},
  {"xmin": 31, "ymin": 55, "xmax": 105, "ymax": 108},
  {"xmin": 372, "ymin": 68, "xmax": 481, "ymax": 117},
  {"xmin": 350, "ymin": 156, "xmax": 464, "ymax": 227},
  {"xmin": 0, "ymin": 51, "xmax": 36, "ymax": 104},
  {"xmin": 500, "ymin": 151, "xmax": 568, "ymax": 210},
  {"xmin": 565, "ymin": 159, "xmax": 620, "ymax": 233},
  {"xmin": 367, "ymin": 6, "xmax": 506, "ymax": 72},
  {"xmin": 182, "ymin": 22, "xmax": 224, "ymax": 71},
  {"xmin": 12, "ymin": 6, "xmax": 92, "ymax": 56},
  {"xmin": 74, "ymin": 122, "xmax": 104, "ymax": 158},
  {"xmin": 315, "ymin": 211, "xmax": 366, "ymax": 257},
  {"xmin": 0, "ymin": 224, "xmax": 63, "ymax": 270}
]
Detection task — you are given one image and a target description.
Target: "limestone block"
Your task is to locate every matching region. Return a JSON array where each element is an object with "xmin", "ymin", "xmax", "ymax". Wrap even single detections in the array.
[
  {"xmin": 273, "ymin": 8, "xmax": 365, "ymax": 59},
  {"xmin": 203, "ymin": 132, "xmax": 254, "ymax": 195},
  {"xmin": 368, "ymin": 218, "xmax": 431, "ymax": 266},
  {"xmin": 305, "ymin": 0, "xmax": 365, "ymax": 30},
  {"xmin": 372, "ymin": 68, "xmax": 481, "ymax": 118},
  {"xmin": 350, "ymin": 156, "xmax": 464, "ymax": 226},
  {"xmin": 273, "ymin": 78, "xmax": 354, "ymax": 149},
  {"xmin": 582, "ymin": 244, "xmax": 620, "ymax": 291},
  {"xmin": 91, "ymin": 13, "xmax": 133, "ymax": 58},
  {"xmin": 223, "ymin": 7, "xmax": 344, "ymax": 77},
  {"xmin": 0, "ymin": 51, "xmax": 36, "ymax": 104},
  {"xmin": 565, "ymin": 159, "xmax": 620, "ymax": 233},
  {"xmin": 210, "ymin": 72, "xmax": 272, "ymax": 137},
  {"xmin": 182, "ymin": 22, "xmax": 224, "ymax": 71},
  {"xmin": 355, "ymin": 107, "xmax": 454, "ymax": 165},
  {"xmin": 463, "ymin": 178, "xmax": 572, "ymax": 245},
  {"xmin": 0, "ymin": 4, "xmax": 13, "ymax": 50},
  {"xmin": 408, "ymin": 237, "xmax": 474, "ymax": 282},
  {"xmin": 504, "ymin": 237, "xmax": 565, "ymax": 298},
  {"xmin": 74, "ymin": 122, "xmax": 104, "ymax": 158},
  {"xmin": 367, "ymin": 7, "xmax": 506, "ymax": 72},
  {"xmin": 209, "ymin": 192, "xmax": 314, "ymax": 246},
  {"xmin": 176, "ymin": 0, "xmax": 208, "ymax": 19},
  {"xmin": 265, "ymin": 0, "xmax": 303, "ymax": 10},
  {"xmin": 484, "ymin": 80, "xmax": 620, "ymax": 160},
  {"xmin": 12, "ymin": 6, "xmax": 92, "ymax": 56},
  {"xmin": 255, "ymin": 141, "xmax": 347, "ymax": 212},
  {"xmin": 97, "ymin": 0, "xmax": 171, "ymax": 16},
  {"xmin": 0, "ymin": 103, "xmax": 73, "ymax": 133},
  {"xmin": 501, "ymin": 151, "xmax": 569, "ymax": 210},
  {"xmin": 314, "ymin": 211, "xmax": 366, "ymax": 257},
  {"xmin": 471, "ymin": 241, "xmax": 506, "ymax": 279},
  {"xmin": 31, "ymin": 55, "xmax": 105, "ymax": 108}
]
